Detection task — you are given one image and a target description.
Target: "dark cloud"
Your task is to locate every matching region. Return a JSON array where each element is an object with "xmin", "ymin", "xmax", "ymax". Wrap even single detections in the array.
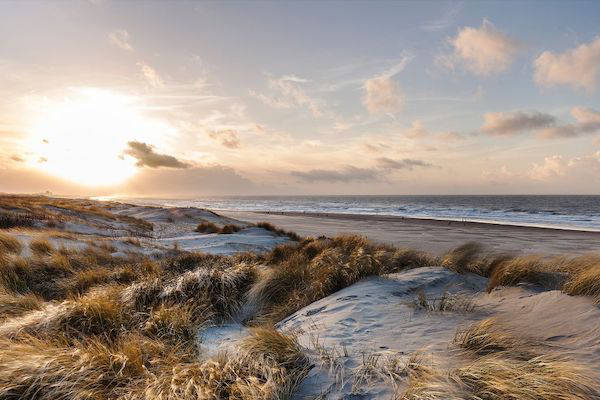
[
  {"xmin": 291, "ymin": 166, "xmax": 377, "ymax": 183},
  {"xmin": 10, "ymin": 155, "xmax": 24, "ymax": 162},
  {"xmin": 482, "ymin": 111, "xmax": 556, "ymax": 136},
  {"xmin": 482, "ymin": 107, "xmax": 600, "ymax": 139},
  {"xmin": 208, "ymin": 130, "xmax": 241, "ymax": 149},
  {"xmin": 538, "ymin": 107, "xmax": 600, "ymax": 138},
  {"xmin": 124, "ymin": 141, "xmax": 189, "ymax": 169},
  {"xmin": 377, "ymin": 157, "xmax": 434, "ymax": 170}
]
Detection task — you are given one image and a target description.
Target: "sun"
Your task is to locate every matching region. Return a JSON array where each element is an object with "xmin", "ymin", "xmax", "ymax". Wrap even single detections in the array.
[{"xmin": 25, "ymin": 88, "xmax": 173, "ymax": 187}]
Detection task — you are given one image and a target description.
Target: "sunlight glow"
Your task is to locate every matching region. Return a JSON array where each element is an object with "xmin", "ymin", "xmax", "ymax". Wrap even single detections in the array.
[{"xmin": 25, "ymin": 88, "xmax": 174, "ymax": 186}]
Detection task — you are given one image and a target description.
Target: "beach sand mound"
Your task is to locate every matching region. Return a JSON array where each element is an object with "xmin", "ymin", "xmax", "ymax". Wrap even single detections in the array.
[{"xmin": 276, "ymin": 267, "xmax": 600, "ymax": 399}]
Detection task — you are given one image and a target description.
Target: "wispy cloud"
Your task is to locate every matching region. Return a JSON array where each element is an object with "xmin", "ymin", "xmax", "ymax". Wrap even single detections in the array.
[
  {"xmin": 250, "ymin": 74, "xmax": 324, "ymax": 117},
  {"xmin": 207, "ymin": 129, "xmax": 241, "ymax": 149},
  {"xmin": 108, "ymin": 29, "xmax": 133, "ymax": 51},
  {"xmin": 138, "ymin": 62, "xmax": 164, "ymax": 88},
  {"xmin": 420, "ymin": 1, "xmax": 464, "ymax": 31}
]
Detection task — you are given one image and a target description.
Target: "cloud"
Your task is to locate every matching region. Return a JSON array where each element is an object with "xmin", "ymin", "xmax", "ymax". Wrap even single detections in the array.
[
  {"xmin": 108, "ymin": 29, "xmax": 133, "ymax": 51},
  {"xmin": 405, "ymin": 120, "xmax": 428, "ymax": 138},
  {"xmin": 529, "ymin": 155, "xmax": 567, "ymax": 180},
  {"xmin": 38, "ymin": 157, "xmax": 48, "ymax": 163},
  {"xmin": 363, "ymin": 76, "xmax": 402, "ymax": 114},
  {"xmin": 481, "ymin": 111, "xmax": 556, "ymax": 136},
  {"xmin": 376, "ymin": 157, "xmax": 434, "ymax": 170},
  {"xmin": 207, "ymin": 129, "xmax": 241, "ymax": 149},
  {"xmin": 443, "ymin": 19, "xmax": 521, "ymax": 76},
  {"xmin": 534, "ymin": 37, "xmax": 600, "ymax": 91},
  {"xmin": 438, "ymin": 131, "xmax": 465, "ymax": 142},
  {"xmin": 124, "ymin": 141, "xmax": 189, "ymax": 169},
  {"xmin": 538, "ymin": 107, "xmax": 600, "ymax": 138},
  {"xmin": 10, "ymin": 155, "xmax": 24, "ymax": 162},
  {"xmin": 291, "ymin": 166, "xmax": 377, "ymax": 183},
  {"xmin": 138, "ymin": 63, "xmax": 164, "ymax": 88},
  {"xmin": 420, "ymin": 2, "xmax": 464, "ymax": 32},
  {"xmin": 291, "ymin": 156, "xmax": 433, "ymax": 183},
  {"xmin": 482, "ymin": 107, "xmax": 600, "ymax": 139},
  {"xmin": 251, "ymin": 75, "xmax": 323, "ymax": 117}
]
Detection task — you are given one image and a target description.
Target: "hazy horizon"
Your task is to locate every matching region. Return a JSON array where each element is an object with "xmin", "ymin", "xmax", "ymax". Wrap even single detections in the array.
[{"xmin": 2, "ymin": 1, "xmax": 600, "ymax": 196}]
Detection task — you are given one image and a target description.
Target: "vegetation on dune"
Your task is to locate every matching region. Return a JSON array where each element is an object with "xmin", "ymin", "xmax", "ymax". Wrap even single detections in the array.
[
  {"xmin": 400, "ymin": 318, "xmax": 600, "ymax": 400},
  {"xmin": 0, "ymin": 195, "xmax": 153, "ymax": 235},
  {"xmin": 1, "ymin": 195, "xmax": 600, "ymax": 399},
  {"xmin": 256, "ymin": 221, "xmax": 302, "ymax": 241},
  {"xmin": 0, "ymin": 232, "xmax": 22, "ymax": 255},
  {"xmin": 195, "ymin": 221, "xmax": 242, "ymax": 234},
  {"xmin": 249, "ymin": 235, "xmax": 438, "ymax": 324}
]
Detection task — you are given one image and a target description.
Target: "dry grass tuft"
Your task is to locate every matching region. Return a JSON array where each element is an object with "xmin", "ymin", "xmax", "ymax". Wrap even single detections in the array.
[
  {"xmin": 220, "ymin": 224, "xmax": 242, "ymax": 234},
  {"xmin": 29, "ymin": 238, "xmax": 54, "ymax": 256},
  {"xmin": 0, "ymin": 292, "xmax": 43, "ymax": 321},
  {"xmin": 562, "ymin": 263, "xmax": 600, "ymax": 302},
  {"xmin": 411, "ymin": 290, "xmax": 476, "ymax": 313},
  {"xmin": 487, "ymin": 255, "xmax": 566, "ymax": 292},
  {"xmin": 0, "ymin": 232, "xmax": 22, "ymax": 254},
  {"xmin": 256, "ymin": 221, "xmax": 302, "ymax": 241}
]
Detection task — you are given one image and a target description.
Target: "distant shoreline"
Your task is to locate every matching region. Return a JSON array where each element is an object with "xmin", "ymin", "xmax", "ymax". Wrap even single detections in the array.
[
  {"xmin": 221, "ymin": 209, "xmax": 600, "ymax": 255},
  {"xmin": 247, "ymin": 210, "xmax": 600, "ymax": 234}
]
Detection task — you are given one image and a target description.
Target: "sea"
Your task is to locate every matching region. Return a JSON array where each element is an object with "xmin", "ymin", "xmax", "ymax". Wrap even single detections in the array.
[{"xmin": 117, "ymin": 195, "xmax": 600, "ymax": 232}]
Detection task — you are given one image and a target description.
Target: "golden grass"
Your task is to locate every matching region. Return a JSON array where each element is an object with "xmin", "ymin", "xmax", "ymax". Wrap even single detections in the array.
[
  {"xmin": 562, "ymin": 263, "xmax": 600, "ymax": 302},
  {"xmin": 142, "ymin": 328, "xmax": 310, "ymax": 400},
  {"xmin": 0, "ymin": 232, "xmax": 21, "ymax": 254},
  {"xmin": 256, "ymin": 221, "xmax": 302, "ymax": 241},
  {"xmin": 399, "ymin": 318, "xmax": 600, "ymax": 400},
  {"xmin": 250, "ymin": 235, "xmax": 438, "ymax": 324},
  {"xmin": 0, "ymin": 292, "xmax": 42, "ymax": 321},
  {"xmin": 29, "ymin": 238, "xmax": 54, "ymax": 256}
]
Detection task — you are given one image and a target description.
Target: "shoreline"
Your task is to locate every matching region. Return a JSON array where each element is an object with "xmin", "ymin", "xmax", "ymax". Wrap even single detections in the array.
[
  {"xmin": 220, "ymin": 209, "xmax": 600, "ymax": 256},
  {"xmin": 245, "ymin": 210, "xmax": 600, "ymax": 234}
]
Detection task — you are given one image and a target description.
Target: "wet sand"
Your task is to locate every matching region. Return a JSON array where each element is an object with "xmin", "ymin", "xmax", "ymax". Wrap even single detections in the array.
[{"xmin": 221, "ymin": 210, "xmax": 600, "ymax": 256}]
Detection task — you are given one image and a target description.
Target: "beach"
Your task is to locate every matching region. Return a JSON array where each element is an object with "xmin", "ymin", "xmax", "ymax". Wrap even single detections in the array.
[{"xmin": 222, "ymin": 210, "xmax": 600, "ymax": 256}]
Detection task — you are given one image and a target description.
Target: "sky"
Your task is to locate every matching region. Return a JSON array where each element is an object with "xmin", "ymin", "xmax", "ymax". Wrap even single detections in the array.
[{"xmin": 1, "ymin": 0, "xmax": 600, "ymax": 197}]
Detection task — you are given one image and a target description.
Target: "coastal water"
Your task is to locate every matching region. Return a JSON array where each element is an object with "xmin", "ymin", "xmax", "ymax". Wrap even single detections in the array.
[{"xmin": 121, "ymin": 195, "xmax": 600, "ymax": 232}]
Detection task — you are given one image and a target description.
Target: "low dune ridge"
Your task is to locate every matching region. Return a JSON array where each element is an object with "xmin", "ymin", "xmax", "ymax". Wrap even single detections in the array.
[{"xmin": 0, "ymin": 195, "xmax": 598, "ymax": 399}]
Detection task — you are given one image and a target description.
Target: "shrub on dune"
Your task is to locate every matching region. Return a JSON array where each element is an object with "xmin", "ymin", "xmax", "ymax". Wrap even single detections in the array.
[
  {"xmin": 220, "ymin": 224, "xmax": 242, "ymax": 234},
  {"xmin": 195, "ymin": 221, "xmax": 219, "ymax": 234}
]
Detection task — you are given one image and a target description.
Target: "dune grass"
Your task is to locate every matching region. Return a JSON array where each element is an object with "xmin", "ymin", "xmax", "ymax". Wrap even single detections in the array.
[
  {"xmin": 29, "ymin": 238, "xmax": 54, "ymax": 256},
  {"xmin": 249, "ymin": 235, "xmax": 438, "ymax": 324},
  {"xmin": 195, "ymin": 221, "xmax": 242, "ymax": 234},
  {"xmin": 400, "ymin": 317, "xmax": 600, "ymax": 400},
  {"xmin": 0, "ymin": 232, "xmax": 22, "ymax": 254},
  {"xmin": 256, "ymin": 221, "xmax": 302, "ymax": 241}
]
